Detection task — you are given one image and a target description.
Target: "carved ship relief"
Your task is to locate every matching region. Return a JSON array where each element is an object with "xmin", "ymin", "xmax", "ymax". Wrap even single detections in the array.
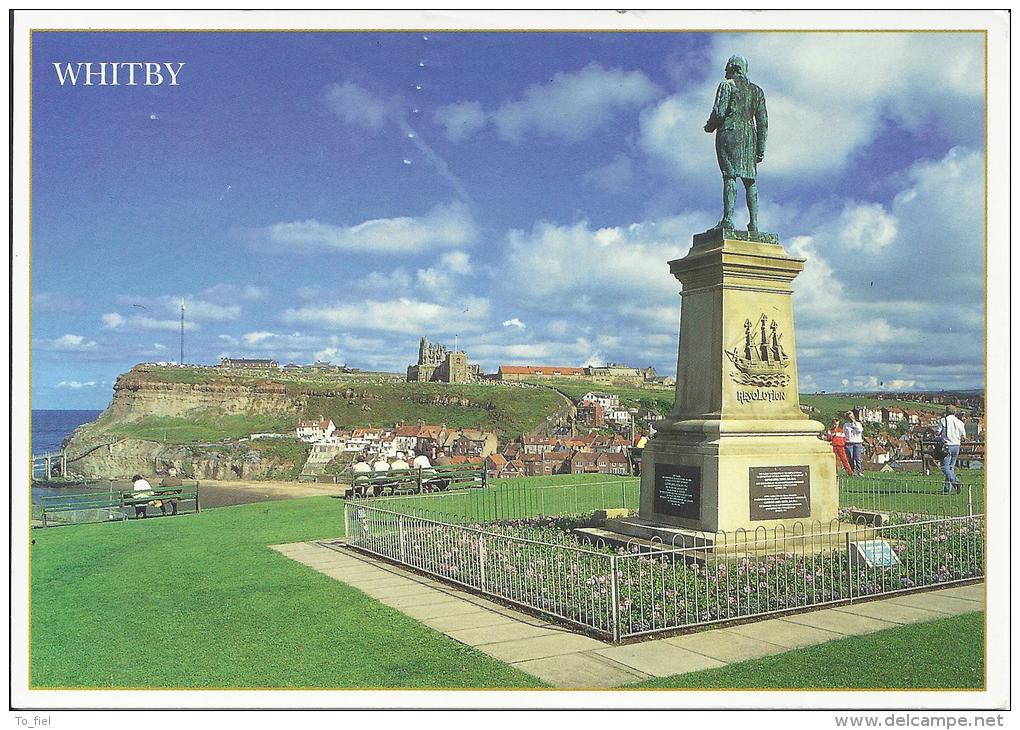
[{"xmin": 726, "ymin": 314, "xmax": 791, "ymax": 388}]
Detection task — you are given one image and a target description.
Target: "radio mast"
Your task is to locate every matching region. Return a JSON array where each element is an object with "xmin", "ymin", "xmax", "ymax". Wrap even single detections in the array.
[{"xmin": 180, "ymin": 299, "xmax": 186, "ymax": 365}]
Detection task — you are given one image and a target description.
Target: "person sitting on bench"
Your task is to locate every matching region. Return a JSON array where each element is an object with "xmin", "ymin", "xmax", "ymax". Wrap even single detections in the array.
[
  {"xmin": 131, "ymin": 474, "xmax": 156, "ymax": 519},
  {"xmin": 159, "ymin": 466, "xmax": 183, "ymax": 515}
]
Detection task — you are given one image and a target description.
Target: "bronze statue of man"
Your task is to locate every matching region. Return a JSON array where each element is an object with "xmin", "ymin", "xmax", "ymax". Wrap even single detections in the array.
[{"xmin": 704, "ymin": 55, "xmax": 768, "ymax": 232}]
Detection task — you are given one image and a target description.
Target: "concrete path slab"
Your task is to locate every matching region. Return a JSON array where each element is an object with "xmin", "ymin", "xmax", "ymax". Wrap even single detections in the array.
[
  {"xmin": 833, "ymin": 600, "xmax": 946, "ymax": 625},
  {"xmin": 361, "ymin": 582, "xmax": 450, "ymax": 600},
  {"xmin": 448, "ymin": 621, "xmax": 561, "ymax": 647},
  {"xmin": 724, "ymin": 617, "xmax": 845, "ymax": 649},
  {"xmin": 401, "ymin": 599, "xmax": 486, "ymax": 621},
  {"xmin": 936, "ymin": 583, "xmax": 985, "ymax": 603},
  {"xmin": 477, "ymin": 632, "xmax": 608, "ymax": 663},
  {"xmin": 595, "ymin": 641, "xmax": 727, "ymax": 677},
  {"xmin": 514, "ymin": 652, "xmax": 651, "ymax": 688},
  {"xmin": 664, "ymin": 628, "xmax": 789, "ymax": 664},
  {"xmin": 382, "ymin": 587, "xmax": 467, "ymax": 606},
  {"xmin": 780, "ymin": 607, "xmax": 897, "ymax": 636},
  {"xmin": 272, "ymin": 541, "xmax": 984, "ymax": 688},
  {"xmin": 885, "ymin": 592, "xmax": 982, "ymax": 615},
  {"xmin": 422, "ymin": 610, "xmax": 529, "ymax": 633}
]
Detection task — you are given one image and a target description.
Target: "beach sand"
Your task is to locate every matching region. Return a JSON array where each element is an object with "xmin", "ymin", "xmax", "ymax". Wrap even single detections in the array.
[{"xmin": 196, "ymin": 479, "xmax": 342, "ymax": 508}]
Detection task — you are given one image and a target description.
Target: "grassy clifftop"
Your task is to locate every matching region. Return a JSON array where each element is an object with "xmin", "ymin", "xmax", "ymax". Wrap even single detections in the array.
[{"xmin": 101, "ymin": 366, "xmax": 566, "ymax": 443}]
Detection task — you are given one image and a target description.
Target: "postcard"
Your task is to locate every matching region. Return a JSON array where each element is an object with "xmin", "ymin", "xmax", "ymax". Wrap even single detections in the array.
[{"xmin": 10, "ymin": 8, "xmax": 1010, "ymax": 722}]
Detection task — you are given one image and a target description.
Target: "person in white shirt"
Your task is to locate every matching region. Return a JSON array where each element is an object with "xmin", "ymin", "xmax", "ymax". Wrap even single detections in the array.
[
  {"xmin": 936, "ymin": 405, "xmax": 967, "ymax": 494},
  {"xmin": 842, "ymin": 410, "xmax": 865, "ymax": 477},
  {"xmin": 411, "ymin": 453, "xmax": 431, "ymax": 470},
  {"xmin": 131, "ymin": 474, "xmax": 154, "ymax": 519},
  {"xmin": 351, "ymin": 457, "xmax": 372, "ymax": 498},
  {"xmin": 412, "ymin": 453, "xmax": 434, "ymax": 492},
  {"xmin": 390, "ymin": 452, "xmax": 410, "ymax": 472}
]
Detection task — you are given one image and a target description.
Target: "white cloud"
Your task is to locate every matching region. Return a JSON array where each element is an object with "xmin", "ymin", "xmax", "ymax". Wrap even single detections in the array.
[
  {"xmin": 240, "ymin": 331, "xmax": 328, "ymax": 351},
  {"xmin": 160, "ymin": 296, "xmax": 240, "ymax": 322},
  {"xmin": 492, "ymin": 62, "xmax": 661, "ymax": 142},
  {"xmin": 102, "ymin": 311, "xmax": 198, "ymax": 332},
  {"xmin": 314, "ymin": 346, "xmax": 341, "ymax": 363},
  {"xmin": 249, "ymin": 201, "xmax": 477, "ymax": 254},
  {"xmin": 501, "ymin": 214, "xmax": 704, "ymax": 318},
  {"xmin": 440, "ymin": 250, "xmax": 471, "ymax": 274},
  {"xmin": 640, "ymin": 33, "xmax": 983, "ymax": 179},
  {"xmin": 57, "ymin": 380, "xmax": 97, "ymax": 389},
  {"xmin": 324, "ymin": 81, "xmax": 394, "ymax": 131},
  {"xmin": 416, "ymin": 267, "xmax": 451, "ymax": 294},
  {"xmin": 284, "ymin": 296, "xmax": 490, "ymax": 335},
  {"xmin": 359, "ymin": 269, "xmax": 413, "ymax": 294},
  {"xmin": 416, "ymin": 251, "xmax": 472, "ymax": 294},
  {"xmin": 583, "ymin": 153, "xmax": 637, "ymax": 194},
  {"xmin": 787, "ymin": 147, "xmax": 983, "ymax": 391},
  {"xmin": 547, "ymin": 320, "xmax": 568, "ymax": 336},
  {"xmin": 837, "ymin": 203, "xmax": 898, "ymax": 252},
  {"xmin": 502, "ymin": 318, "xmax": 525, "ymax": 330},
  {"xmin": 101, "ymin": 313, "xmax": 125, "ymax": 330},
  {"xmin": 37, "ymin": 333, "xmax": 97, "ymax": 351},
  {"xmin": 202, "ymin": 283, "xmax": 265, "ymax": 302},
  {"xmin": 434, "ymin": 100, "xmax": 487, "ymax": 141}
]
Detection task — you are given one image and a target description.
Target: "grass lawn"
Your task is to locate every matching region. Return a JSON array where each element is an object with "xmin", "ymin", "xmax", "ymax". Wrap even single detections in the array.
[
  {"xmin": 30, "ymin": 496, "xmax": 544, "ymax": 689},
  {"xmin": 30, "ymin": 476, "xmax": 984, "ymax": 690},
  {"xmin": 839, "ymin": 471, "xmax": 985, "ymax": 517},
  {"xmin": 630, "ymin": 611, "xmax": 984, "ymax": 689},
  {"xmin": 374, "ymin": 474, "xmax": 641, "ymax": 522}
]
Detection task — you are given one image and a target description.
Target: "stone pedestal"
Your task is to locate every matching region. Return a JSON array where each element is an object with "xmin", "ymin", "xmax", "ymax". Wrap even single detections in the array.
[{"xmin": 637, "ymin": 228, "xmax": 837, "ymax": 534}]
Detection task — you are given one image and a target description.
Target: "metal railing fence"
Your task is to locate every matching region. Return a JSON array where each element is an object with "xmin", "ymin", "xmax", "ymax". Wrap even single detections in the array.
[
  {"xmin": 345, "ymin": 499, "xmax": 984, "ymax": 641},
  {"xmin": 367, "ymin": 476, "xmax": 640, "ymax": 524},
  {"xmin": 838, "ymin": 473, "xmax": 984, "ymax": 519}
]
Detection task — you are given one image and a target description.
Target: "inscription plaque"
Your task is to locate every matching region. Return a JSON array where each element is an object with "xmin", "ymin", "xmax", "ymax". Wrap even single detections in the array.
[
  {"xmin": 850, "ymin": 539, "xmax": 901, "ymax": 569},
  {"xmin": 749, "ymin": 465, "xmax": 810, "ymax": 520},
  {"xmin": 654, "ymin": 464, "xmax": 701, "ymax": 520}
]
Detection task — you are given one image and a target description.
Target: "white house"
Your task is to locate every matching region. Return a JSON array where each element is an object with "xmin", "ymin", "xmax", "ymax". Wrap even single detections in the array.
[
  {"xmin": 579, "ymin": 391, "xmax": 621, "ymax": 411},
  {"xmin": 296, "ymin": 417, "xmax": 336, "ymax": 442},
  {"xmin": 859, "ymin": 406, "xmax": 883, "ymax": 424}
]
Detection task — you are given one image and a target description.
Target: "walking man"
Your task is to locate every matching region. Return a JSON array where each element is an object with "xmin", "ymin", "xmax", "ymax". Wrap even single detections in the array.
[
  {"xmin": 936, "ymin": 405, "xmax": 967, "ymax": 494},
  {"xmin": 704, "ymin": 55, "xmax": 768, "ymax": 232}
]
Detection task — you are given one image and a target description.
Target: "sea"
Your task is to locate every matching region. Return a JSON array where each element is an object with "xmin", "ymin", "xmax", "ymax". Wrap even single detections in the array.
[
  {"xmin": 32, "ymin": 409, "xmax": 102, "ymax": 454},
  {"xmin": 31, "ymin": 409, "xmax": 103, "ymax": 501}
]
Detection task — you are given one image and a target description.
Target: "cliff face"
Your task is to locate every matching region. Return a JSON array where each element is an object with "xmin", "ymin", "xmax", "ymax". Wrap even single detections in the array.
[
  {"xmin": 63, "ymin": 374, "xmax": 302, "ymax": 480},
  {"xmin": 102, "ymin": 373, "xmax": 297, "ymax": 422}
]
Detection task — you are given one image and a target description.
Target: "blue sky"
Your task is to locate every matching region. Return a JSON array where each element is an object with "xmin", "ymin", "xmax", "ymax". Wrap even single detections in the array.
[{"xmin": 30, "ymin": 31, "xmax": 986, "ymax": 409}]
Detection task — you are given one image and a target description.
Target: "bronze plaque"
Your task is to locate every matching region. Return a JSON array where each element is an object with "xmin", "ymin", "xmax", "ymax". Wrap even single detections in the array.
[
  {"xmin": 749, "ymin": 466, "xmax": 810, "ymax": 520},
  {"xmin": 654, "ymin": 464, "xmax": 701, "ymax": 520}
]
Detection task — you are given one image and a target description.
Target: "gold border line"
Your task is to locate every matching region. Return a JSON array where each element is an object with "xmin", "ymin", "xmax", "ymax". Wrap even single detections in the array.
[{"xmin": 23, "ymin": 25, "xmax": 991, "ymax": 700}]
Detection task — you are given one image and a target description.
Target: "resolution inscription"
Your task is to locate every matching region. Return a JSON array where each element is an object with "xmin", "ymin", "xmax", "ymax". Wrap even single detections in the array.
[
  {"xmin": 749, "ymin": 465, "xmax": 810, "ymax": 520},
  {"xmin": 654, "ymin": 463, "xmax": 701, "ymax": 520}
]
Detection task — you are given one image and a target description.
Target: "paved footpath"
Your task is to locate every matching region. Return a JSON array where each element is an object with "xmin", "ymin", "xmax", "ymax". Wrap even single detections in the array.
[{"xmin": 271, "ymin": 539, "xmax": 985, "ymax": 689}]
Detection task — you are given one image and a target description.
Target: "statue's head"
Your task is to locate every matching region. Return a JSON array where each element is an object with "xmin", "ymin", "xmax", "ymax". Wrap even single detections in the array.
[{"xmin": 725, "ymin": 55, "xmax": 748, "ymax": 79}]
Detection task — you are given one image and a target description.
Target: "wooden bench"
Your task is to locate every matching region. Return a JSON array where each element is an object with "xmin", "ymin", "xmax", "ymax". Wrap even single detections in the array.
[
  {"xmin": 38, "ymin": 483, "xmax": 201, "ymax": 527},
  {"xmin": 343, "ymin": 464, "xmax": 486, "ymax": 499},
  {"xmin": 120, "ymin": 484, "xmax": 201, "ymax": 518}
]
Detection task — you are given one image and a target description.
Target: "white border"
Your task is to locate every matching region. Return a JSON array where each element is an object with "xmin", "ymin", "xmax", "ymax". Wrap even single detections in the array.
[{"xmin": 9, "ymin": 7, "xmax": 1011, "ymax": 715}]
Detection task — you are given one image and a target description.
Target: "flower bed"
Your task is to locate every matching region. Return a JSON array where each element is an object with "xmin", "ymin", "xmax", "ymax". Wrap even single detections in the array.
[{"xmin": 348, "ymin": 505, "xmax": 984, "ymax": 640}]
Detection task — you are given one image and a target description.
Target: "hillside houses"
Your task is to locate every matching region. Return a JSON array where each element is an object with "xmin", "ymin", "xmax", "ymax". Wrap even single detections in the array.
[{"xmin": 293, "ymin": 420, "xmax": 498, "ymax": 466}]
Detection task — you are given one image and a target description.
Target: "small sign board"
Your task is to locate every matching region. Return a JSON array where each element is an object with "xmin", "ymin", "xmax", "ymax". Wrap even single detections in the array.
[
  {"xmin": 748, "ymin": 465, "xmax": 811, "ymax": 520},
  {"xmin": 850, "ymin": 539, "xmax": 901, "ymax": 569},
  {"xmin": 653, "ymin": 463, "xmax": 701, "ymax": 520}
]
